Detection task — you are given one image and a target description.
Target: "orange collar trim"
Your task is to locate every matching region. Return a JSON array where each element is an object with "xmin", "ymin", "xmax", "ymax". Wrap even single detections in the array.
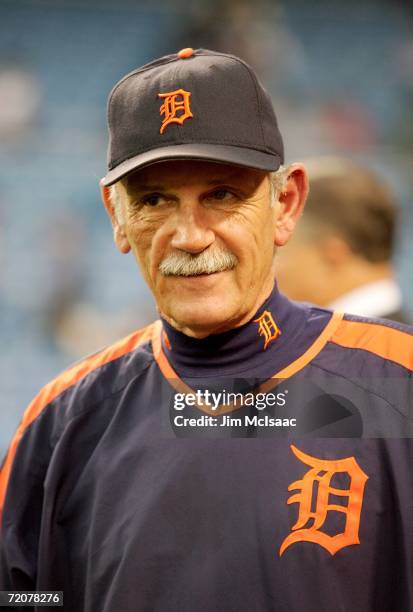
[{"xmin": 151, "ymin": 312, "xmax": 344, "ymax": 415}]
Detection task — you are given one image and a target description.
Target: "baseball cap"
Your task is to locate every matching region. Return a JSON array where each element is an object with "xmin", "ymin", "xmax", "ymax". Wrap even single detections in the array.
[{"xmin": 102, "ymin": 48, "xmax": 284, "ymax": 186}]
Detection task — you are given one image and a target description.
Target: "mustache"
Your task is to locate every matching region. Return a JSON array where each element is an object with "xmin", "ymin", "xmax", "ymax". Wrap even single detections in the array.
[{"xmin": 159, "ymin": 248, "xmax": 238, "ymax": 277}]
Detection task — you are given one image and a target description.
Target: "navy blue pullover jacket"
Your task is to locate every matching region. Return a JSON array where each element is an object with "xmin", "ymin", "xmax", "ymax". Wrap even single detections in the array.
[{"xmin": 1, "ymin": 288, "xmax": 412, "ymax": 611}]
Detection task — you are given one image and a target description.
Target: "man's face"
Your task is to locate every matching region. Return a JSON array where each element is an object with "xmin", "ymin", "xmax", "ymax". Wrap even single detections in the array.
[{"xmin": 114, "ymin": 160, "xmax": 280, "ymax": 337}]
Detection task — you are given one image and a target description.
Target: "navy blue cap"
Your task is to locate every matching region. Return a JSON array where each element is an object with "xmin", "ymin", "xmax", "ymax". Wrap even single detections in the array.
[{"xmin": 102, "ymin": 48, "xmax": 284, "ymax": 186}]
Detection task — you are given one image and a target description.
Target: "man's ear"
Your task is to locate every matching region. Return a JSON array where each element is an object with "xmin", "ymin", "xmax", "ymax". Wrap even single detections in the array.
[
  {"xmin": 100, "ymin": 179, "xmax": 131, "ymax": 254},
  {"xmin": 274, "ymin": 163, "xmax": 309, "ymax": 247}
]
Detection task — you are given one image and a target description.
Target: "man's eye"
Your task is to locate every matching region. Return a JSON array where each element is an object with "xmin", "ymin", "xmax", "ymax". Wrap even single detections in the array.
[
  {"xmin": 141, "ymin": 193, "xmax": 165, "ymax": 207},
  {"xmin": 209, "ymin": 189, "xmax": 235, "ymax": 202}
]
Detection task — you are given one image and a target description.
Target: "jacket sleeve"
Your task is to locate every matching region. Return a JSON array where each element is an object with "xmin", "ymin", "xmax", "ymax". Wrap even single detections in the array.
[{"xmin": 0, "ymin": 395, "xmax": 59, "ymax": 594}]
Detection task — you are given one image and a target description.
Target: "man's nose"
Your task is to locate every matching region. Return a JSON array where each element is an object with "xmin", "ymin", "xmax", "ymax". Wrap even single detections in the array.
[{"xmin": 170, "ymin": 201, "xmax": 215, "ymax": 254}]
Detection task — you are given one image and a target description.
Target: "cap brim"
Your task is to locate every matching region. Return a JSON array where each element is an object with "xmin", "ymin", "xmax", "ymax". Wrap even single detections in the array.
[{"xmin": 101, "ymin": 144, "xmax": 282, "ymax": 186}]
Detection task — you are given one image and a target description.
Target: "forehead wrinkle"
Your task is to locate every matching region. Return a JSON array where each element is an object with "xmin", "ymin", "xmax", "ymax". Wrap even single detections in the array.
[
  {"xmin": 126, "ymin": 183, "xmax": 165, "ymax": 195},
  {"xmin": 124, "ymin": 162, "xmax": 266, "ymax": 194}
]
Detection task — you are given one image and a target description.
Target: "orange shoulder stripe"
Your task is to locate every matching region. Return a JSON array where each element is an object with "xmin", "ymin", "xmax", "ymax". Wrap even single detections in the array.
[
  {"xmin": 273, "ymin": 311, "xmax": 344, "ymax": 379},
  {"xmin": 0, "ymin": 323, "xmax": 155, "ymax": 514},
  {"xmin": 331, "ymin": 318, "xmax": 413, "ymax": 371}
]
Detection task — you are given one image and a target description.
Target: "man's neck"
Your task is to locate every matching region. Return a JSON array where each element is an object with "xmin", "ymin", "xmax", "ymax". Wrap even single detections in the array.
[
  {"xmin": 160, "ymin": 285, "xmax": 333, "ymax": 379},
  {"xmin": 160, "ymin": 280, "xmax": 275, "ymax": 339}
]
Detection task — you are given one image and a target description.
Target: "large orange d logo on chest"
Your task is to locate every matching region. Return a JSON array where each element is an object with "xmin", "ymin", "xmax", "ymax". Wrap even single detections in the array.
[
  {"xmin": 158, "ymin": 88, "xmax": 193, "ymax": 134},
  {"xmin": 280, "ymin": 445, "xmax": 368, "ymax": 556}
]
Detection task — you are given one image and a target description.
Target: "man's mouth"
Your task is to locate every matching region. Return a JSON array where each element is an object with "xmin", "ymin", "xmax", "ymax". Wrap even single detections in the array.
[{"xmin": 174, "ymin": 269, "xmax": 228, "ymax": 277}]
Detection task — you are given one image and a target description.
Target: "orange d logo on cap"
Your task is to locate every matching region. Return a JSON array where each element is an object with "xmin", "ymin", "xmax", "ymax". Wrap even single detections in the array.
[{"xmin": 158, "ymin": 88, "xmax": 193, "ymax": 134}]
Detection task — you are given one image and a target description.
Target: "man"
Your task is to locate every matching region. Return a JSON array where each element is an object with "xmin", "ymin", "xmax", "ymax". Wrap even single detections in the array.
[
  {"xmin": 1, "ymin": 48, "xmax": 412, "ymax": 611},
  {"xmin": 277, "ymin": 156, "xmax": 410, "ymax": 323}
]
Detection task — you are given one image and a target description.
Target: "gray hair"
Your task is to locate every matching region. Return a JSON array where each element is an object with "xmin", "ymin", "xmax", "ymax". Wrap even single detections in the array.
[
  {"xmin": 269, "ymin": 165, "xmax": 288, "ymax": 207},
  {"xmin": 109, "ymin": 165, "xmax": 288, "ymax": 221},
  {"xmin": 109, "ymin": 182, "xmax": 124, "ymax": 223}
]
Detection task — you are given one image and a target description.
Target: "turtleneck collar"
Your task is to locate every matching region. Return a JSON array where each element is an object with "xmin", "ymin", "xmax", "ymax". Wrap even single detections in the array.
[{"xmin": 160, "ymin": 285, "xmax": 333, "ymax": 380}]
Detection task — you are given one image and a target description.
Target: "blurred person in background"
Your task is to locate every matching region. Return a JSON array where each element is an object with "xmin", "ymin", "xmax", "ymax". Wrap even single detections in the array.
[{"xmin": 277, "ymin": 157, "xmax": 411, "ymax": 323}]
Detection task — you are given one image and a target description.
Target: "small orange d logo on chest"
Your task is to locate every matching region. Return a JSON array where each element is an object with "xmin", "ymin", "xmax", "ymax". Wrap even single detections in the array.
[
  {"xmin": 158, "ymin": 88, "xmax": 193, "ymax": 134},
  {"xmin": 253, "ymin": 310, "xmax": 280, "ymax": 350},
  {"xmin": 279, "ymin": 445, "xmax": 368, "ymax": 556}
]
